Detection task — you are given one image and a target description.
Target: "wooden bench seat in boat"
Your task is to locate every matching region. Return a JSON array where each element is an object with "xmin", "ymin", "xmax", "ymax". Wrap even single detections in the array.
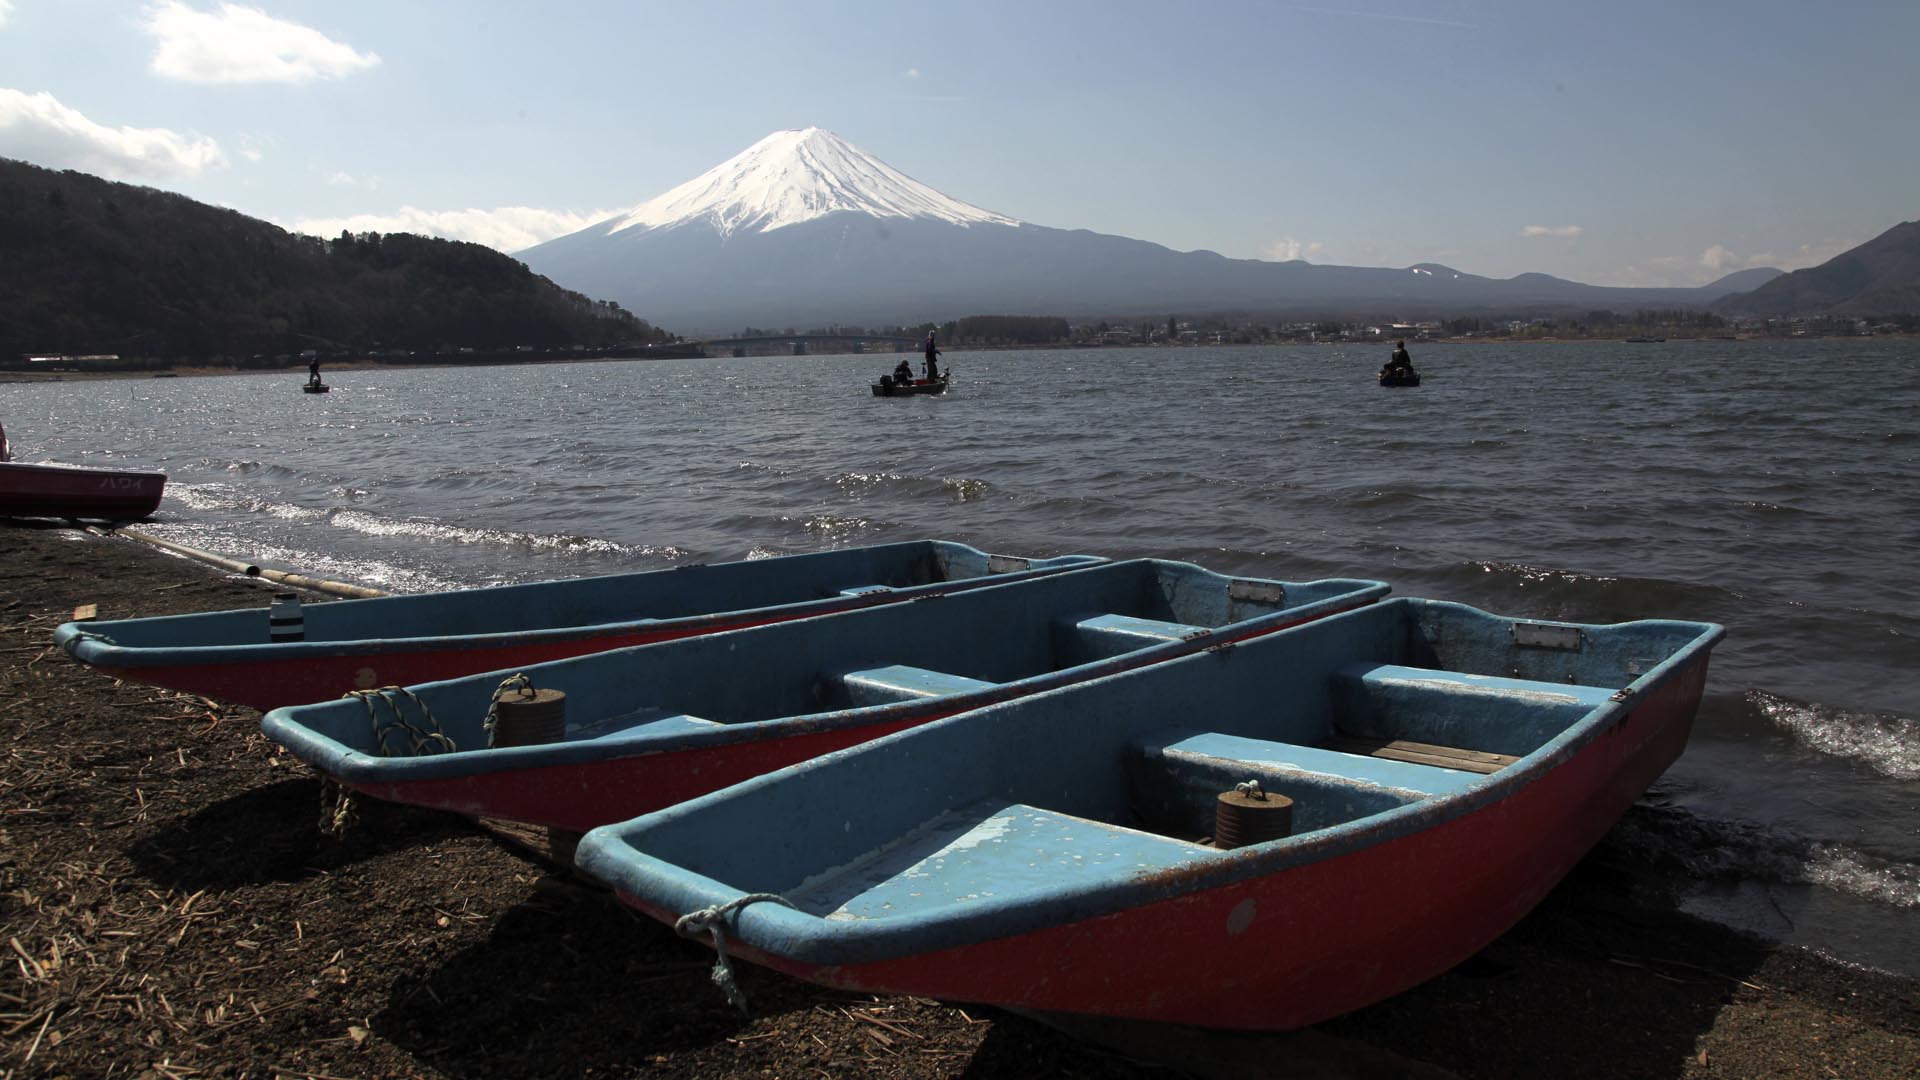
[
  {"xmin": 1319, "ymin": 735, "xmax": 1518, "ymax": 774},
  {"xmin": 785, "ymin": 800, "xmax": 1215, "ymax": 920},
  {"xmin": 575, "ymin": 712, "xmax": 722, "ymax": 744},
  {"xmin": 1066, "ymin": 613, "xmax": 1211, "ymax": 662},
  {"xmin": 1136, "ymin": 729, "xmax": 1487, "ymax": 800},
  {"xmin": 1331, "ymin": 663, "xmax": 1618, "ymax": 760},
  {"xmin": 841, "ymin": 665, "xmax": 997, "ymax": 708}
]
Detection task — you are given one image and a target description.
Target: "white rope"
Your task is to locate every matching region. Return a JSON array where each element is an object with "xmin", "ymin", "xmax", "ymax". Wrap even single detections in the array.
[
  {"xmin": 346, "ymin": 686, "xmax": 456, "ymax": 756},
  {"xmin": 481, "ymin": 672, "xmax": 536, "ymax": 748},
  {"xmin": 674, "ymin": 893, "xmax": 798, "ymax": 1012}
]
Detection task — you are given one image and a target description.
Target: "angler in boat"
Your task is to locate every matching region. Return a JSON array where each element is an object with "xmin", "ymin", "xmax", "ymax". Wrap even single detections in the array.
[{"xmin": 1378, "ymin": 339, "xmax": 1420, "ymax": 387}]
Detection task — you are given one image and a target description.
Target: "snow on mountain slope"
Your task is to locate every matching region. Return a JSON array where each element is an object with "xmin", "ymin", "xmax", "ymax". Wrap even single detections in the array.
[{"xmin": 603, "ymin": 127, "xmax": 1020, "ymax": 238}]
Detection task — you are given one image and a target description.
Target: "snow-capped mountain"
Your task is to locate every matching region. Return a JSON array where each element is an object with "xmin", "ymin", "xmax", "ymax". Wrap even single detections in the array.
[
  {"xmin": 601, "ymin": 127, "xmax": 1019, "ymax": 238},
  {"xmin": 519, "ymin": 129, "xmax": 1771, "ymax": 335}
]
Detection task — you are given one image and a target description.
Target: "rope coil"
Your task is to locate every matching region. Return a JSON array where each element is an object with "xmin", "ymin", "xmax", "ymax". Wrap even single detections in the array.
[
  {"xmin": 674, "ymin": 893, "xmax": 798, "ymax": 1012},
  {"xmin": 346, "ymin": 685, "xmax": 457, "ymax": 757}
]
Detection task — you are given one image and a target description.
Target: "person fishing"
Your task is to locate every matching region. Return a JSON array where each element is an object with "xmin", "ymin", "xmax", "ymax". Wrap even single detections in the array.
[
  {"xmin": 922, "ymin": 331, "xmax": 941, "ymax": 381},
  {"xmin": 1388, "ymin": 340, "xmax": 1412, "ymax": 372},
  {"xmin": 308, "ymin": 357, "xmax": 322, "ymax": 386}
]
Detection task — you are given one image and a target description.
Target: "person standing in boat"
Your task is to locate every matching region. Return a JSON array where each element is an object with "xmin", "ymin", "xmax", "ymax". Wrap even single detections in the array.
[
  {"xmin": 308, "ymin": 357, "xmax": 322, "ymax": 386},
  {"xmin": 923, "ymin": 331, "xmax": 941, "ymax": 382}
]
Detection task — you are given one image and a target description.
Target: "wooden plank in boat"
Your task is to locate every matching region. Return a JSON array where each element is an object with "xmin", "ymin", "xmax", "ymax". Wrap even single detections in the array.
[{"xmin": 1323, "ymin": 734, "xmax": 1518, "ymax": 775}]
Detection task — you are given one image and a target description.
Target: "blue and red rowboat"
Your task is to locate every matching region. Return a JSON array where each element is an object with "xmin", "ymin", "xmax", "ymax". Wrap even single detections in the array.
[
  {"xmin": 54, "ymin": 541, "xmax": 1100, "ymax": 712},
  {"xmin": 260, "ymin": 560, "xmax": 1387, "ymax": 831},
  {"xmin": 0, "ymin": 460, "xmax": 167, "ymax": 522},
  {"xmin": 575, "ymin": 598, "xmax": 1723, "ymax": 1030}
]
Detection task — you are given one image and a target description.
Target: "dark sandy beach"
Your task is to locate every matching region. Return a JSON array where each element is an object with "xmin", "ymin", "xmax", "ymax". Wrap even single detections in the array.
[{"xmin": 2, "ymin": 524, "xmax": 1914, "ymax": 1079}]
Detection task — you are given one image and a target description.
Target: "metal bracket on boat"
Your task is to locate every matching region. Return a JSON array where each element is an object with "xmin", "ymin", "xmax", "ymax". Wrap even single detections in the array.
[
  {"xmin": 911, "ymin": 592, "xmax": 948, "ymax": 602},
  {"xmin": 1511, "ymin": 622, "xmax": 1584, "ymax": 651},
  {"xmin": 1227, "ymin": 579, "xmax": 1286, "ymax": 605},
  {"xmin": 1609, "ymin": 688, "xmax": 1634, "ymax": 703},
  {"xmin": 1183, "ymin": 629, "xmax": 1213, "ymax": 641},
  {"xmin": 986, "ymin": 554, "xmax": 1031, "ymax": 573},
  {"xmin": 1204, "ymin": 639, "xmax": 1237, "ymax": 655}
]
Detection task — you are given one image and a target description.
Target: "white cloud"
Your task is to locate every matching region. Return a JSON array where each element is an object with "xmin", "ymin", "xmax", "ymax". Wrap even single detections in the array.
[
  {"xmin": 1263, "ymin": 237, "xmax": 1324, "ymax": 262},
  {"xmin": 1699, "ymin": 243, "xmax": 1738, "ymax": 271},
  {"xmin": 1521, "ymin": 224, "xmax": 1583, "ymax": 239},
  {"xmin": 0, "ymin": 1, "xmax": 14, "ymax": 30},
  {"xmin": 0, "ymin": 88, "xmax": 226, "ymax": 179},
  {"xmin": 144, "ymin": 2, "xmax": 379, "ymax": 84},
  {"xmin": 285, "ymin": 205, "xmax": 621, "ymax": 253}
]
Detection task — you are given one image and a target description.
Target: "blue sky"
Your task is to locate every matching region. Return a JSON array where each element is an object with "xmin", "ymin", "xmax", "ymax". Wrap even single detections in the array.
[{"xmin": 2, "ymin": 0, "xmax": 1914, "ymax": 287}]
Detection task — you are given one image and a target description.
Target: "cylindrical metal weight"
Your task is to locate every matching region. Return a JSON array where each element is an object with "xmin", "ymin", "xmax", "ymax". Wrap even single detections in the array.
[
  {"xmin": 492, "ymin": 688, "xmax": 567, "ymax": 747},
  {"xmin": 269, "ymin": 592, "xmax": 304, "ymax": 642},
  {"xmin": 1214, "ymin": 787, "xmax": 1294, "ymax": 849}
]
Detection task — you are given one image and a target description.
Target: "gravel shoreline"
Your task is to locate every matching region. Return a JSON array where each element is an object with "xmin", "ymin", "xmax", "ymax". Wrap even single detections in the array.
[{"xmin": 3, "ymin": 522, "xmax": 1914, "ymax": 1078}]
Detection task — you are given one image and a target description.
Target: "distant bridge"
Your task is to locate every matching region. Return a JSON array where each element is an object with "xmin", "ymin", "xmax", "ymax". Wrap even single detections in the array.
[{"xmin": 699, "ymin": 334, "xmax": 920, "ymax": 356}]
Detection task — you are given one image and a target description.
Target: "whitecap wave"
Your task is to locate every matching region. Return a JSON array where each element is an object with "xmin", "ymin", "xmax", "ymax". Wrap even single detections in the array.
[
  {"xmin": 1752, "ymin": 690, "xmax": 1920, "ymax": 780},
  {"xmin": 324, "ymin": 509, "xmax": 686, "ymax": 560}
]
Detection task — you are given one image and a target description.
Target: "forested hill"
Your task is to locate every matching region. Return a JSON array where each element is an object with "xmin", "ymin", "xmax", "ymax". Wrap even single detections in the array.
[
  {"xmin": 1713, "ymin": 221, "xmax": 1920, "ymax": 318},
  {"xmin": 0, "ymin": 158, "xmax": 674, "ymax": 363}
]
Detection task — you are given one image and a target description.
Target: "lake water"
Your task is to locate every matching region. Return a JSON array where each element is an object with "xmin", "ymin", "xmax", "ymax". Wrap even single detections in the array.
[{"xmin": 6, "ymin": 339, "xmax": 1917, "ymax": 975}]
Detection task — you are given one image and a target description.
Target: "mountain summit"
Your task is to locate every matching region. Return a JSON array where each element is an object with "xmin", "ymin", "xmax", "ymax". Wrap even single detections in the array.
[
  {"xmin": 601, "ymin": 128, "xmax": 1019, "ymax": 238},
  {"xmin": 519, "ymin": 129, "xmax": 1773, "ymax": 334}
]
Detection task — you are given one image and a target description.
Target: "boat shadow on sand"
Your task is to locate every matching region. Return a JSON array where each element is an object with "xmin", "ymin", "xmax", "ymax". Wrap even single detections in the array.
[
  {"xmin": 126, "ymin": 777, "xmax": 467, "ymax": 892},
  {"xmin": 349, "ymin": 846, "xmax": 1775, "ymax": 1080}
]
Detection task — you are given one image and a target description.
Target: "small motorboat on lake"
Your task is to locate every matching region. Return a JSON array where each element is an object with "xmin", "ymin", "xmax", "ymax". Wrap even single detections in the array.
[
  {"xmin": 259, "ymin": 560, "xmax": 1387, "ymax": 831},
  {"xmin": 578, "ymin": 597, "xmax": 1722, "ymax": 1030},
  {"xmin": 1378, "ymin": 368, "xmax": 1421, "ymax": 387},
  {"xmin": 54, "ymin": 540, "xmax": 1100, "ymax": 711},
  {"xmin": 873, "ymin": 373, "xmax": 949, "ymax": 396},
  {"xmin": 303, "ymin": 381, "xmax": 330, "ymax": 393},
  {"xmin": 0, "ymin": 460, "xmax": 167, "ymax": 522}
]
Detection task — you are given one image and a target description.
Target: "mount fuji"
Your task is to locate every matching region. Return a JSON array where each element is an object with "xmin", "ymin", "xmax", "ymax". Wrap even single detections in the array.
[{"xmin": 518, "ymin": 128, "xmax": 1772, "ymax": 334}]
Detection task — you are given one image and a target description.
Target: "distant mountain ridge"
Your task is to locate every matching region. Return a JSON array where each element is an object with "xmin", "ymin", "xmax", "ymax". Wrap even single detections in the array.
[
  {"xmin": 0, "ymin": 157, "xmax": 671, "ymax": 363},
  {"xmin": 1713, "ymin": 221, "xmax": 1920, "ymax": 317},
  {"xmin": 521, "ymin": 128, "xmax": 1783, "ymax": 334}
]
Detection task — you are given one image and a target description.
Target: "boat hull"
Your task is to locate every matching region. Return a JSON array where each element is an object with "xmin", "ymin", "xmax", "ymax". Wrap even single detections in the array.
[
  {"xmin": 667, "ymin": 663, "xmax": 1703, "ymax": 1029},
  {"xmin": 578, "ymin": 598, "xmax": 1722, "ymax": 1030},
  {"xmin": 57, "ymin": 541, "xmax": 1102, "ymax": 711},
  {"xmin": 872, "ymin": 376, "xmax": 948, "ymax": 396},
  {"xmin": 0, "ymin": 461, "xmax": 166, "ymax": 521},
  {"xmin": 262, "ymin": 560, "xmax": 1387, "ymax": 831}
]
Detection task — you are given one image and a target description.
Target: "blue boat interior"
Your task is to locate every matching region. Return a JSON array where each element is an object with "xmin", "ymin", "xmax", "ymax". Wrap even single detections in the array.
[
  {"xmin": 578, "ymin": 599, "xmax": 1721, "ymax": 937},
  {"xmin": 58, "ymin": 540, "xmax": 1100, "ymax": 651},
  {"xmin": 264, "ymin": 559, "xmax": 1386, "ymax": 767}
]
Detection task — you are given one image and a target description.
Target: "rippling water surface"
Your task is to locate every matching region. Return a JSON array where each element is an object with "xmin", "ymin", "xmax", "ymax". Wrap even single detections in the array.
[{"xmin": 7, "ymin": 339, "xmax": 1918, "ymax": 973}]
